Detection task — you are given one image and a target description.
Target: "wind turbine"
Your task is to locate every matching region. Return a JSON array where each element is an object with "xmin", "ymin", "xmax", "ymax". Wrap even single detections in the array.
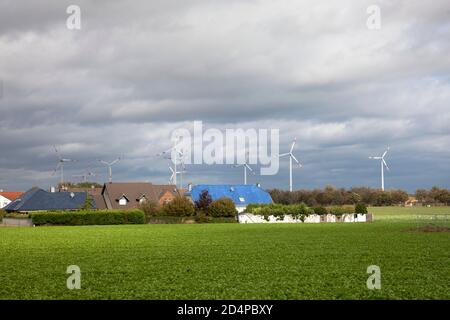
[
  {"xmin": 98, "ymin": 158, "xmax": 120, "ymax": 183},
  {"xmin": 233, "ymin": 151, "xmax": 255, "ymax": 185},
  {"xmin": 157, "ymin": 137, "xmax": 186, "ymax": 188},
  {"xmin": 168, "ymin": 163, "xmax": 184, "ymax": 185},
  {"xmin": 52, "ymin": 145, "xmax": 77, "ymax": 186},
  {"xmin": 278, "ymin": 138, "xmax": 302, "ymax": 192},
  {"xmin": 369, "ymin": 147, "xmax": 390, "ymax": 191}
]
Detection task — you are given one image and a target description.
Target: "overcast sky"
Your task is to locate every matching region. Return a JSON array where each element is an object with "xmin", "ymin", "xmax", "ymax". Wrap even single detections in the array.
[{"xmin": 0, "ymin": 0, "xmax": 449, "ymax": 192}]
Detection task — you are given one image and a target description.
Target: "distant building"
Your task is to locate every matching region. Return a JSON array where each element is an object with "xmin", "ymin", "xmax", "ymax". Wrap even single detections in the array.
[
  {"xmin": 0, "ymin": 191, "xmax": 23, "ymax": 209},
  {"xmin": 188, "ymin": 184, "xmax": 273, "ymax": 213},
  {"xmin": 404, "ymin": 196, "xmax": 419, "ymax": 207},
  {"xmin": 3, "ymin": 188, "xmax": 91, "ymax": 212},
  {"xmin": 100, "ymin": 182, "xmax": 178, "ymax": 210}
]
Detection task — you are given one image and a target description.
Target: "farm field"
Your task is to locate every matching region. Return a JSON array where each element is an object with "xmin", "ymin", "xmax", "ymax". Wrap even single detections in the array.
[
  {"xmin": 0, "ymin": 207, "xmax": 449, "ymax": 300},
  {"xmin": 369, "ymin": 206, "xmax": 450, "ymax": 221}
]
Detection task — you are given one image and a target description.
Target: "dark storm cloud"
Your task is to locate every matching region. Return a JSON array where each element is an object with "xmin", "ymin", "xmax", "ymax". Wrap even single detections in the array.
[{"xmin": 0, "ymin": 0, "xmax": 449, "ymax": 191}]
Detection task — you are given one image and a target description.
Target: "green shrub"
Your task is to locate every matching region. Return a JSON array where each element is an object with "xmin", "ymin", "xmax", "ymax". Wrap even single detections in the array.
[
  {"xmin": 355, "ymin": 202, "xmax": 368, "ymax": 214},
  {"xmin": 328, "ymin": 205, "xmax": 355, "ymax": 216},
  {"xmin": 5, "ymin": 213, "xmax": 29, "ymax": 219},
  {"xmin": 195, "ymin": 211, "xmax": 213, "ymax": 223},
  {"xmin": 207, "ymin": 197, "xmax": 237, "ymax": 217},
  {"xmin": 30, "ymin": 210, "xmax": 144, "ymax": 226},
  {"xmin": 244, "ymin": 203, "xmax": 263, "ymax": 213},
  {"xmin": 162, "ymin": 196, "xmax": 195, "ymax": 217},
  {"xmin": 0, "ymin": 209, "xmax": 5, "ymax": 222},
  {"xmin": 313, "ymin": 206, "xmax": 328, "ymax": 215},
  {"xmin": 248, "ymin": 203, "xmax": 313, "ymax": 220},
  {"xmin": 139, "ymin": 200, "xmax": 161, "ymax": 222}
]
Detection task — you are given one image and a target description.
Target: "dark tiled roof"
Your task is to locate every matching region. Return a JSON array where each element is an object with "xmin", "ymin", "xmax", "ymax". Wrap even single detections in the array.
[
  {"xmin": 102, "ymin": 182, "xmax": 177, "ymax": 210},
  {"xmin": 189, "ymin": 184, "xmax": 273, "ymax": 206},
  {"xmin": 4, "ymin": 187, "xmax": 90, "ymax": 212}
]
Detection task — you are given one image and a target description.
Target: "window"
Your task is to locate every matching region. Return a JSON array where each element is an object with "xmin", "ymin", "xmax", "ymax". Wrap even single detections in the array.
[{"xmin": 119, "ymin": 197, "xmax": 127, "ymax": 206}]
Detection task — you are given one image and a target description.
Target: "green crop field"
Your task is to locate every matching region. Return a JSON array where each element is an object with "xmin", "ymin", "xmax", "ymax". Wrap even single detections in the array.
[{"xmin": 0, "ymin": 207, "xmax": 449, "ymax": 300}]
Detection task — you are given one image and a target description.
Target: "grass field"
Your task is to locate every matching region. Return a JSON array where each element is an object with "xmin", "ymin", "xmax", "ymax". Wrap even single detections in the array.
[
  {"xmin": 0, "ymin": 207, "xmax": 449, "ymax": 300},
  {"xmin": 370, "ymin": 206, "xmax": 450, "ymax": 220}
]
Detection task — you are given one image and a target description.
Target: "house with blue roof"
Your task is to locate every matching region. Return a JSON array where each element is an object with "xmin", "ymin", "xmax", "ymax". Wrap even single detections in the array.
[
  {"xmin": 3, "ymin": 187, "xmax": 93, "ymax": 212},
  {"xmin": 188, "ymin": 184, "xmax": 273, "ymax": 212}
]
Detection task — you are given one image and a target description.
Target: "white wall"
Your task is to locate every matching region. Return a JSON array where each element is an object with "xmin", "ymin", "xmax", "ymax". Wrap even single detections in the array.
[
  {"xmin": 238, "ymin": 213, "xmax": 367, "ymax": 224},
  {"xmin": 0, "ymin": 195, "xmax": 11, "ymax": 209}
]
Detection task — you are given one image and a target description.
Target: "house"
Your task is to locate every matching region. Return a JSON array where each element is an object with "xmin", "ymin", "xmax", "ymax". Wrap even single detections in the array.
[
  {"xmin": 65, "ymin": 186, "xmax": 106, "ymax": 209},
  {"xmin": 404, "ymin": 196, "xmax": 419, "ymax": 207},
  {"xmin": 100, "ymin": 182, "xmax": 178, "ymax": 210},
  {"xmin": 0, "ymin": 191, "xmax": 23, "ymax": 209},
  {"xmin": 3, "ymin": 187, "xmax": 92, "ymax": 212},
  {"xmin": 188, "ymin": 184, "xmax": 273, "ymax": 213}
]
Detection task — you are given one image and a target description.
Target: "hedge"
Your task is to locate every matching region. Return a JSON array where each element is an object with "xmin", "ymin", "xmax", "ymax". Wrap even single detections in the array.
[
  {"xmin": 244, "ymin": 203, "xmax": 314, "ymax": 221},
  {"xmin": 29, "ymin": 210, "xmax": 145, "ymax": 226},
  {"xmin": 0, "ymin": 209, "xmax": 4, "ymax": 223},
  {"xmin": 244, "ymin": 203, "xmax": 365, "ymax": 220},
  {"xmin": 327, "ymin": 205, "xmax": 355, "ymax": 216}
]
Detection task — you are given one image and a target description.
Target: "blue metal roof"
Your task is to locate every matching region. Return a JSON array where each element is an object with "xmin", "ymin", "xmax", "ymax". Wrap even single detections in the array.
[
  {"xmin": 189, "ymin": 184, "xmax": 273, "ymax": 206},
  {"xmin": 4, "ymin": 187, "xmax": 92, "ymax": 212}
]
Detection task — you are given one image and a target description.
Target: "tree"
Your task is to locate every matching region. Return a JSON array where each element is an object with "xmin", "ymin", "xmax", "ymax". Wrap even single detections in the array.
[
  {"xmin": 139, "ymin": 200, "xmax": 161, "ymax": 222},
  {"xmin": 80, "ymin": 193, "xmax": 94, "ymax": 210},
  {"xmin": 195, "ymin": 190, "xmax": 212, "ymax": 211},
  {"xmin": 208, "ymin": 198, "xmax": 237, "ymax": 217},
  {"xmin": 162, "ymin": 196, "xmax": 195, "ymax": 216}
]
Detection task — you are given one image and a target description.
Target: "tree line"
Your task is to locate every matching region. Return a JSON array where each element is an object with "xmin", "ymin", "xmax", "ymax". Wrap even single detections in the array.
[{"xmin": 268, "ymin": 186, "xmax": 450, "ymax": 206}]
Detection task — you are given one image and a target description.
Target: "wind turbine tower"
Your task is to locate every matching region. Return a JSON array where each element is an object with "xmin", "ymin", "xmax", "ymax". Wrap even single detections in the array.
[
  {"xmin": 52, "ymin": 145, "xmax": 77, "ymax": 186},
  {"xmin": 234, "ymin": 151, "xmax": 255, "ymax": 185},
  {"xmin": 369, "ymin": 147, "xmax": 390, "ymax": 191},
  {"xmin": 278, "ymin": 138, "xmax": 302, "ymax": 192}
]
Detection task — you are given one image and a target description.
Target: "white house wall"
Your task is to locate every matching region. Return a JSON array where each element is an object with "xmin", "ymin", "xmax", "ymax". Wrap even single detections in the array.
[
  {"xmin": 0, "ymin": 195, "xmax": 11, "ymax": 209},
  {"xmin": 238, "ymin": 213, "xmax": 368, "ymax": 224}
]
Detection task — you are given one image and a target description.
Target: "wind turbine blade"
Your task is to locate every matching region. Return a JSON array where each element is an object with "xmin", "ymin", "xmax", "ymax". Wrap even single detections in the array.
[
  {"xmin": 291, "ymin": 154, "xmax": 301, "ymax": 166},
  {"xmin": 52, "ymin": 163, "xmax": 61, "ymax": 175},
  {"xmin": 245, "ymin": 164, "xmax": 253, "ymax": 172},
  {"xmin": 278, "ymin": 153, "xmax": 290, "ymax": 157},
  {"xmin": 110, "ymin": 158, "xmax": 120, "ymax": 166},
  {"xmin": 383, "ymin": 159, "xmax": 390, "ymax": 171},
  {"xmin": 290, "ymin": 138, "xmax": 297, "ymax": 153},
  {"xmin": 54, "ymin": 145, "xmax": 62, "ymax": 160}
]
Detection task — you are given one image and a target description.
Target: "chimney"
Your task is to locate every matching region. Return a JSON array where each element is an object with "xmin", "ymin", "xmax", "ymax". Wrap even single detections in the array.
[
  {"xmin": 256, "ymin": 183, "xmax": 261, "ymax": 188},
  {"xmin": 188, "ymin": 183, "xmax": 192, "ymax": 192}
]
